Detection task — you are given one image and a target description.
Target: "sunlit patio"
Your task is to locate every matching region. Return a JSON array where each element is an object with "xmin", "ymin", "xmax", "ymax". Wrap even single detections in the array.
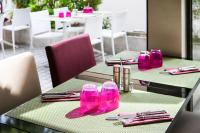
[{"xmin": 0, "ymin": 0, "xmax": 147, "ymax": 91}]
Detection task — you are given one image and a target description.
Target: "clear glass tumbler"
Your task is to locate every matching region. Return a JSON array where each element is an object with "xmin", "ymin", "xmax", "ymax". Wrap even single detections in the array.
[
  {"xmin": 150, "ymin": 49, "xmax": 163, "ymax": 68},
  {"xmin": 58, "ymin": 12, "xmax": 64, "ymax": 18},
  {"xmin": 138, "ymin": 51, "xmax": 151, "ymax": 70},
  {"xmin": 66, "ymin": 11, "xmax": 71, "ymax": 17},
  {"xmin": 80, "ymin": 84, "xmax": 99, "ymax": 114},
  {"xmin": 100, "ymin": 81, "xmax": 120, "ymax": 112}
]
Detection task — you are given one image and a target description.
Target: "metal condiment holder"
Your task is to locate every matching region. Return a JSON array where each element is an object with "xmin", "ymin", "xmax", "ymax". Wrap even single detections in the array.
[
  {"xmin": 123, "ymin": 66, "xmax": 131, "ymax": 92},
  {"xmin": 113, "ymin": 58, "xmax": 131, "ymax": 92},
  {"xmin": 113, "ymin": 64, "xmax": 121, "ymax": 90}
]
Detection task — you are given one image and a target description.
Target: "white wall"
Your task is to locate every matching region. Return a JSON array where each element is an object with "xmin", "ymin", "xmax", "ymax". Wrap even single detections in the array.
[{"xmin": 99, "ymin": 0, "xmax": 146, "ymax": 32}]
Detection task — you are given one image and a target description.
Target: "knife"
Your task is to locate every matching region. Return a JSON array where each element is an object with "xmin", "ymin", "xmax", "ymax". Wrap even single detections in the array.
[{"xmin": 105, "ymin": 110, "xmax": 167, "ymax": 121}]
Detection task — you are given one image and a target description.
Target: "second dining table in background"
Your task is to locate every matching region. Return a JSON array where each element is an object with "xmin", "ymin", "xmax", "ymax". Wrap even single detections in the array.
[{"xmin": 78, "ymin": 50, "xmax": 200, "ymax": 111}]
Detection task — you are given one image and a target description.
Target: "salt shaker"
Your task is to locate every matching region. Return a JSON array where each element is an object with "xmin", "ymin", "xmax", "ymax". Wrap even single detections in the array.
[
  {"xmin": 113, "ymin": 64, "xmax": 121, "ymax": 90},
  {"xmin": 123, "ymin": 66, "xmax": 131, "ymax": 92}
]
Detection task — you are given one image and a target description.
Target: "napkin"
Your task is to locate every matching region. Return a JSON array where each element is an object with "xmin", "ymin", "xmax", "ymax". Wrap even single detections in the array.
[
  {"xmin": 106, "ymin": 110, "xmax": 173, "ymax": 127},
  {"xmin": 120, "ymin": 110, "xmax": 173, "ymax": 127},
  {"xmin": 106, "ymin": 110, "xmax": 167, "ymax": 121},
  {"xmin": 121, "ymin": 117, "xmax": 173, "ymax": 127},
  {"xmin": 164, "ymin": 66, "xmax": 200, "ymax": 75},
  {"xmin": 41, "ymin": 91, "xmax": 80, "ymax": 102}
]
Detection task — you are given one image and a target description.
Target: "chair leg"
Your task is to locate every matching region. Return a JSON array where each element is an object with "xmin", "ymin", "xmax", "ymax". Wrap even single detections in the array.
[
  {"xmin": 100, "ymin": 41, "xmax": 105, "ymax": 62},
  {"xmin": 1, "ymin": 41, "xmax": 5, "ymax": 57},
  {"xmin": 12, "ymin": 30, "xmax": 15, "ymax": 54},
  {"xmin": 124, "ymin": 33, "xmax": 129, "ymax": 50},
  {"xmin": 111, "ymin": 37, "xmax": 115, "ymax": 56},
  {"xmin": 30, "ymin": 29, "xmax": 33, "ymax": 49}
]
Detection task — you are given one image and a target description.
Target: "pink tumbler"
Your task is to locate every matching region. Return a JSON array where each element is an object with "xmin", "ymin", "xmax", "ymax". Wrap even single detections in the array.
[
  {"xmin": 83, "ymin": 7, "xmax": 94, "ymax": 13},
  {"xmin": 138, "ymin": 51, "xmax": 151, "ymax": 70},
  {"xmin": 66, "ymin": 11, "xmax": 71, "ymax": 17},
  {"xmin": 58, "ymin": 12, "xmax": 64, "ymax": 18},
  {"xmin": 100, "ymin": 81, "xmax": 120, "ymax": 112},
  {"xmin": 80, "ymin": 84, "xmax": 99, "ymax": 113},
  {"xmin": 150, "ymin": 49, "xmax": 163, "ymax": 68}
]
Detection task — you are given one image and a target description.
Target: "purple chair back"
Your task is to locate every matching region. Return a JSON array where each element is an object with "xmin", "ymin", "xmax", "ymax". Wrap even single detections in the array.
[
  {"xmin": 0, "ymin": 1, "xmax": 2, "ymax": 13},
  {"xmin": 46, "ymin": 34, "xmax": 96, "ymax": 87}
]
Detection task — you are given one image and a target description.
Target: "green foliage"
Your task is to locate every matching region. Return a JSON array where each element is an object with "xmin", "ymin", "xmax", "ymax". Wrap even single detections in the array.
[
  {"xmin": 193, "ymin": 0, "xmax": 200, "ymax": 19},
  {"xmin": 12, "ymin": 0, "xmax": 103, "ymax": 29},
  {"xmin": 13, "ymin": 0, "xmax": 102, "ymax": 13},
  {"xmin": 103, "ymin": 17, "xmax": 111, "ymax": 29},
  {"xmin": 13, "ymin": 0, "xmax": 30, "ymax": 8}
]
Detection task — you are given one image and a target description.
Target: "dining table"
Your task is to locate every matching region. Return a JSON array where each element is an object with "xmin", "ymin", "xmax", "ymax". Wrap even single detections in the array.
[
  {"xmin": 37, "ymin": 12, "xmax": 97, "ymax": 38},
  {"xmin": 0, "ymin": 78, "xmax": 186, "ymax": 133},
  {"xmin": 78, "ymin": 50, "xmax": 200, "ymax": 111}
]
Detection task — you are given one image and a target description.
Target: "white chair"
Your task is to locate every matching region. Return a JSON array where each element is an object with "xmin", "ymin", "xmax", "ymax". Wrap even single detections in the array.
[
  {"xmin": 0, "ymin": 1, "xmax": 2, "ymax": 13},
  {"xmin": 0, "ymin": 52, "xmax": 41, "ymax": 114},
  {"xmin": 30, "ymin": 10, "xmax": 64, "ymax": 47},
  {"xmin": 54, "ymin": 7, "xmax": 84, "ymax": 36},
  {"xmin": 102, "ymin": 10, "xmax": 129, "ymax": 55},
  {"xmin": 84, "ymin": 15, "xmax": 105, "ymax": 61},
  {"xmin": 0, "ymin": 14, "xmax": 5, "ymax": 56},
  {"xmin": 3, "ymin": 8, "xmax": 32, "ymax": 53}
]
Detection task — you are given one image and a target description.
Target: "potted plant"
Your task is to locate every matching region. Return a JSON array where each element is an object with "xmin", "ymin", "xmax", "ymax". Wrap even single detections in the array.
[{"xmin": 13, "ymin": 0, "xmax": 30, "ymax": 8}]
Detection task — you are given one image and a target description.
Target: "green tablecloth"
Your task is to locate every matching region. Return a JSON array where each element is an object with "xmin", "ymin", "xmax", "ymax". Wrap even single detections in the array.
[
  {"xmin": 87, "ymin": 51, "xmax": 200, "ymax": 89},
  {"xmin": 6, "ymin": 79, "xmax": 184, "ymax": 133}
]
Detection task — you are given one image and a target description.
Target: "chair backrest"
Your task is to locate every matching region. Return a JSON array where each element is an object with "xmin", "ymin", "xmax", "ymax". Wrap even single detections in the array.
[
  {"xmin": 0, "ymin": 14, "xmax": 4, "ymax": 41},
  {"xmin": 53, "ymin": 7, "xmax": 69, "ymax": 30},
  {"xmin": 30, "ymin": 10, "xmax": 51, "ymax": 35},
  {"xmin": 0, "ymin": 52, "xmax": 41, "ymax": 114},
  {"xmin": 84, "ymin": 15, "xmax": 103, "ymax": 40},
  {"xmin": 111, "ymin": 10, "xmax": 127, "ymax": 33},
  {"xmin": 12, "ymin": 8, "xmax": 31, "ymax": 27},
  {"xmin": 45, "ymin": 34, "xmax": 96, "ymax": 87},
  {"xmin": 0, "ymin": 1, "xmax": 3, "ymax": 13}
]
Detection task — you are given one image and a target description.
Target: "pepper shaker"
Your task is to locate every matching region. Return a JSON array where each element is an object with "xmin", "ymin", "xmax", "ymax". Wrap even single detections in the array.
[
  {"xmin": 123, "ymin": 66, "xmax": 131, "ymax": 92},
  {"xmin": 113, "ymin": 64, "xmax": 121, "ymax": 90}
]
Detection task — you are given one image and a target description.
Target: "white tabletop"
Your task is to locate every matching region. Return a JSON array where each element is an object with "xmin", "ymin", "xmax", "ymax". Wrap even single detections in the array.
[{"xmin": 48, "ymin": 13, "xmax": 96, "ymax": 22}]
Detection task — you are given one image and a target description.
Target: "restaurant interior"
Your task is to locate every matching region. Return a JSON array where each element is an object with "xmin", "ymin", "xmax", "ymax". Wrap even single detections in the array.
[{"xmin": 1, "ymin": 0, "xmax": 200, "ymax": 133}]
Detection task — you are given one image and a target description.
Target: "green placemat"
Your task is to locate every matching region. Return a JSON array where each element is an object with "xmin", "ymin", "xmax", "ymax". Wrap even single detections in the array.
[
  {"xmin": 6, "ymin": 79, "xmax": 184, "ymax": 133},
  {"xmin": 88, "ymin": 51, "xmax": 200, "ymax": 89}
]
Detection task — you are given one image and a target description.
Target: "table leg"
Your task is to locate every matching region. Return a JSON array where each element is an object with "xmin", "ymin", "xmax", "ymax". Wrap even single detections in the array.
[
  {"xmin": 181, "ymin": 88, "xmax": 193, "ymax": 111},
  {"xmin": 187, "ymin": 96, "xmax": 193, "ymax": 112},
  {"xmin": 63, "ymin": 22, "xmax": 67, "ymax": 38}
]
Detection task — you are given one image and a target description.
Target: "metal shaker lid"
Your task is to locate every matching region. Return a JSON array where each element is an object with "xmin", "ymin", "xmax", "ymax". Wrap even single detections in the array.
[
  {"xmin": 113, "ymin": 64, "xmax": 121, "ymax": 72},
  {"xmin": 123, "ymin": 66, "xmax": 131, "ymax": 73}
]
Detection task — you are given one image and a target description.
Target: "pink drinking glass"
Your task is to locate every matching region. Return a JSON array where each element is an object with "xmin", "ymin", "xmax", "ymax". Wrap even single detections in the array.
[
  {"xmin": 83, "ymin": 7, "xmax": 94, "ymax": 13},
  {"xmin": 66, "ymin": 11, "xmax": 71, "ymax": 17},
  {"xmin": 80, "ymin": 84, "xmax": 99, "ymax": 114},
  {"xmin": 58, "ymin": 12, "xmax": 64, "ymax": 18},
  {"xmin": 99, "ymin": 81, "xmax": 120, "ymax": 112},
  {"xmin": 138, "ymin": 51, "xmax": 151, "ymax": 70},
  {"xmin": 150, "ymin": 49, "xmax": 163, "ymax": 68}
]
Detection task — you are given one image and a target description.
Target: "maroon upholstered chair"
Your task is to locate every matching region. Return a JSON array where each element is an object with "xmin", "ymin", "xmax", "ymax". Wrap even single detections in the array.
[{"xmin": 45, "ymin": 34, "xmax": 96, "ymax": 87}]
